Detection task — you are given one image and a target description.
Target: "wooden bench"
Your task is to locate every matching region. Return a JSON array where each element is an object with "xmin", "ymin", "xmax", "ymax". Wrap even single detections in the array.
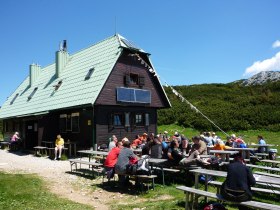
[
  {"xmin": 68, "ymin": 159, "xmax": 103, "ymax": 175},
  {"xmin": 256, "ymin": 182, "xmax": 280, "ymax": 189},
  {"xmin": 246, "ymin": 164, "xmax": 280, "ymax": 173},
  {"xmin": 130, "ymin": 174, "xmax": 158, "ymax": 191},
  {"xmin": 208, "ymin": 180, "xmax": 280, "ymax": 195},
  {"xmin": 115, "ymin": 172, "xmax": 157, "ymax": 192},
  {"xmin": 33, "ymin": 146, "xmax": 48, "ymax": 156},
  {"xmin": 0, "ymin": 141, "xmax": 11, "ymax": 150},
  {"xmin": 254, "ymin": 171, "xmax": 280, "ymax": 178},
  {"xmin": 176, "ymin": 185, "xmax": 280, "ymax": 210},
  {"xmin": 47, "ymin": 147, "xmax": 68, "ymax": 158}
]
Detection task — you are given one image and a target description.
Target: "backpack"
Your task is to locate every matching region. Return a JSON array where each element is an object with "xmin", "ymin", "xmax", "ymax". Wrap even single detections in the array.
[{"xmin": 136, "ymin": 155, "xmax": 151, "ymax": 175}]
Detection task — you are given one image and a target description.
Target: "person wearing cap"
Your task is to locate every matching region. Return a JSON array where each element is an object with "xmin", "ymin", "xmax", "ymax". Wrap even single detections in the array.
[
  {"xmin": 163, "ymin": 131, "xmax": 169, "ymax": 142},
  {"xmin": 221, "ymin": 154, "xmax": 256, "ymax": 209}
]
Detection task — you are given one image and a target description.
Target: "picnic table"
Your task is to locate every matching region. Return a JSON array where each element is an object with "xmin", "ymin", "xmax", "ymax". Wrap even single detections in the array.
[
  {"xmin": 149, "ymin": 158, "xmax": 169, "ymax": 185},
  {"xmin": 77, "ymin": 150, "xmax": 108, "ymax": 162},
  {"xmin": 190, "ymin": 168, "xmax": 280, "ymax": 189},
  {"xmin": 209, "ymin": 150, "xmax": 239, "ymax": 162},
  {"xmin": 249, "ymin": 144, "xmax": 275, "ymax": 153},
  {"xmin": 226, "ymin": 147, "xmax": 257, "ymax": 159}
]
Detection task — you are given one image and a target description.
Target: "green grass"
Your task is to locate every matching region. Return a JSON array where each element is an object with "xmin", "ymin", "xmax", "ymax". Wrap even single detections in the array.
[{"xmin": 0, "ymin": 172, "xmax": 94, "ymax": 210}]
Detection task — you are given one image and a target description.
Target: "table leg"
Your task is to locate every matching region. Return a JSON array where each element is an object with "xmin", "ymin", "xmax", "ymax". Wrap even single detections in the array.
[
  {"xmin": 185, "ymin": 191, "xmax": 190, "ymax": 210},
  {"xmin": 194, "ymin": 172, "xmax": 199, "ymax": 208}
]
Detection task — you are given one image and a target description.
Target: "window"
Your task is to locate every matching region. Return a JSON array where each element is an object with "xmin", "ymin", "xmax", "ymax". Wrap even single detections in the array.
[
  {"xmin": 135, "ymin": 114, "xmax": 144, "ymax": 126},
  {"xmin": 59, "ymin": 113, "xmax": 80, "ymax": 133},
  {"xmin": 59, "ymin": 114, "xmax": 67, "ymax": 133},
  {"xmin": 71, "ymin": 112, "xmax": 80, "ymax": 132},
  {"xmin": 10, "ymin": 93, "xmax": 19, "ymax": 105},
  {"xmin": 28, "ymin": 87, "xmax": 38, "ymax": 101},
  {"xmin": 54, "ymin": 80, "xmax": 63, "ymax": 90},
  {"xmin": 124, "ymin": 74, "xmax": 145, "ymax": 86},
  {"xmin": 111, "ymin": 113, "xmax": 124, "ymax": 126},
  {"xmin": 85, "ymin": 67, "xmax": 94, "ymax": 80},
  {"xmin": 66, "ymin": 114, "xmax": 72, "ymax": 131},
  {"xmin": 129, "ymin": 73, "xmax": 138, "ymax": 85}
]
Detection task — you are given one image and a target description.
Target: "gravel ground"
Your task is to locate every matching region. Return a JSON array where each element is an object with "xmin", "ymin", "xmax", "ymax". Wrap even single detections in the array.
[{"xmin": 0, "ymin": 149, "xmax": 118, "ymax": 210}]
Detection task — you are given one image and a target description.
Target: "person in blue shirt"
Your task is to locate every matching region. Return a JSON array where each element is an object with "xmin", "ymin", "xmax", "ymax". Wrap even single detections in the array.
[{"xmin": 257, "ymin": 135, "xmax": 266, "ymax": 153}]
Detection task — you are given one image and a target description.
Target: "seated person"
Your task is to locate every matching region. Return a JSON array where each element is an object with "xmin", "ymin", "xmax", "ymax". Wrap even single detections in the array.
[
  {"xmin": 108, "ymin": 135, "xmax": 118, "ymax": 151},
  {"xmin": 167, "ymin": 139, "xmax": 184, "ymax": 166},
  {"xmin": 104, "ymin": 141, "xmax": 123, "ymax": 179},
  {"xmin": 132, "ymin": 135, "xmax": 142, "ymax": 148},
  {"xmin": 115, "ymin": 140, "xmax": 138, "ymax": 185},
  {"xmin": 221, "ymin": 154, "xmax": 256, "ymax": 210},
  {"xmin": 213, "ymin": 138, "xmax": 231, "ymax": 159},
  {"xmin": 257, "ymin": 135, "xmax": 266, "ymax": 153},
  {"xmin": 54, "ymin": 134, "xmax": 64, "ymax": 160},
  {"xmin": 181, "ymin": 135, "xmax": 191, "ymax": 155},
  {"xmin": 10, "ymin": 132, "xmax": 21, "ymax": 149},
  {"xmin": 141, "ymin": 139, "xmax": 153, "ymax": 156},
  {"xmin": 179, "ymin": 136, "xmax": 207, "ymax": 166},
  {"xmin": 150, "ymin": 136, "xmax": 163, "ymax": 159}
]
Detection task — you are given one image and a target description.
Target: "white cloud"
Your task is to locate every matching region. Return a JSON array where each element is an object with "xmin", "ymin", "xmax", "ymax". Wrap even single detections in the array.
[
  {"xmin": 243, "ymin": 52, "xmax": 280, "ymax": 77},
  {"xmin": 272, "ymin": 40, "xmax": 280, "ymax": 48}
]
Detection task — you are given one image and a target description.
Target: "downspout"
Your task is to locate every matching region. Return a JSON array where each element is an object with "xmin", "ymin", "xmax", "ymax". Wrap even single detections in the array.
[{"xmin": 92, "ymin": 104, "xmax": 97, "ymax": 150}]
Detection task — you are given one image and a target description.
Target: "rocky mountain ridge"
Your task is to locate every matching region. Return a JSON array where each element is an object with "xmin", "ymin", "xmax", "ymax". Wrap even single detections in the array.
[{"xmin": 241, "ymin": 71, "xmax": 280, "ymax": 86}]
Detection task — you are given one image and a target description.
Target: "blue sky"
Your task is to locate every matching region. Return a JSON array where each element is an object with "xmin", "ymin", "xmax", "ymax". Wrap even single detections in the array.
[{"xmin": 1, "ymin": 0, "xmax": 280, "ymax": 105}]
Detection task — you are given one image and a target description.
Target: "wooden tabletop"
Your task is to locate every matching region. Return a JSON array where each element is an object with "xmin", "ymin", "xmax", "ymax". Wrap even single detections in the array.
[
  {"xmin": 77, "ymin": 150, "xmax": 108, "ymax": 156},
  {"xmin": 209, "ymin": 150, "xmax": 239, "ymax": 155},
  {"xmin": 190, "ymin": 168, "xmax": 280, "ymax": 185}
]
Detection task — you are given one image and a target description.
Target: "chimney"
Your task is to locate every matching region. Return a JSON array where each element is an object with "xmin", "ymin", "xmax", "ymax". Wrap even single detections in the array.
[
  {"xmin": 29, "ymin": 63, "xmax": 41, "ymax": 86},
  {"xmin": 56, "ymin": 40, "xmax": 69, "ymax": 78}
]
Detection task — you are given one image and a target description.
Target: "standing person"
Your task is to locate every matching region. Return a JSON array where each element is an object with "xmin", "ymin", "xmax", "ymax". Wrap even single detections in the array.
[
  {"xmin": 221, "ymin": 154, "xmax": 256, "ymax": 210},
  {"xmin": 54, "ymin": 134, "xmax": 64, "ymax": 160}
]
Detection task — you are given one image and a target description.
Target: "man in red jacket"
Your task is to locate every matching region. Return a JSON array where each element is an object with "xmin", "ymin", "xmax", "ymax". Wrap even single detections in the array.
[{"xmin": 104, "ymin": 141, "xmax": 123, "ymax": 179}]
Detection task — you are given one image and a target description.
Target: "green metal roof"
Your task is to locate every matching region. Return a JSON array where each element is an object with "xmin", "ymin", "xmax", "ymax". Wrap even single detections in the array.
[{"xmin": 0, "ymin": 34, "xmax": 169, "ymax": 119}]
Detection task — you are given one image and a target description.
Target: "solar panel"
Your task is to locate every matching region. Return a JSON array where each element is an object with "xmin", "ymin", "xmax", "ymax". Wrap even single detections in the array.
[
  {"xmin": 135, "ymin": 89, "xmax": 151, "ymax": 103},
  {"xmin": 116, "ymin": 87, "xmax": 151, "ymax": 104}
]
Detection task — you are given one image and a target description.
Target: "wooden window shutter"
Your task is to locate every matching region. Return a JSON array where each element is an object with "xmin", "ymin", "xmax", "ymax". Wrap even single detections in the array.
[
  {"xmin": 125, "ymin": 74, "xmax": 130, "ymax": 85},
  {"xmin": 139, "ymin": 76, "xmax": 145, "ymax": 86}
]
